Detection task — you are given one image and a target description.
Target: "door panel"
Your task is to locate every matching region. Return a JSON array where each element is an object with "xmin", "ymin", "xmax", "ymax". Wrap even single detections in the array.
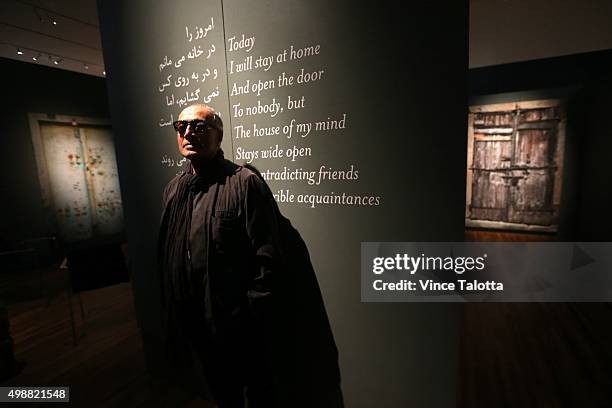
[
  {"xmin": 38, "ymin": 122, "xmax": 123, "ymax": 243},
  {"xmin": 473, "ymin": 140, "xmax": 513, "ymax": 169},
  {"xmin": 515, "ymin": 129, "xmax": 556, "ymax": 168},
  {"xmin": 40, "ymin": 123, "xmax": 94, "ymax": 241},
  {"xmin": 80, "ymin": 126, "xmax": 124, "ymax": 236},
  {"xmin": 471, "ymin": 171, "xmax": 509, "ymax": 222}
]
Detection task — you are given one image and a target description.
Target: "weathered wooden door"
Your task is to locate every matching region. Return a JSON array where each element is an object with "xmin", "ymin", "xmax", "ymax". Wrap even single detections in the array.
[{"xmin": 466, "ymin": 100, "xmax": 565, "ymax": 232}]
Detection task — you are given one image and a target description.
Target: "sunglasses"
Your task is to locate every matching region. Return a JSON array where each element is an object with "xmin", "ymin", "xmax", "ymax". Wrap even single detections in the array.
[{"xmin": 172, "ymin": 119, "xmax": 216, "ymax": 136}]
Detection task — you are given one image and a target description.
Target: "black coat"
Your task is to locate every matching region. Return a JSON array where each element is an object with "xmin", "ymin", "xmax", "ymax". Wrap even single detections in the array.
[{"xmin": 158, "ymin": 157, "xmax": 342, "ymax": 406}]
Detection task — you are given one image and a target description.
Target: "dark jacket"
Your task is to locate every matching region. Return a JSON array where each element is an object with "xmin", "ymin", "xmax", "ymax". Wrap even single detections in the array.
[{"xmin": 158, "ymin": 158, "xmax": 342, "ymax": 406}]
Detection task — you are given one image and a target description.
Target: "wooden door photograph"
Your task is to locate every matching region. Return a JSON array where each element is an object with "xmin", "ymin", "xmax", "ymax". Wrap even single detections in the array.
[{"xmin": 465, "ymin": 99, "xmax": 566, "ymax": 232}]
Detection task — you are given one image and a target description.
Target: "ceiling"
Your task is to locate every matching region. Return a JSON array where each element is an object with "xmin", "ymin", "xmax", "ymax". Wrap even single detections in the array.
[{"xmin": 0, "ymin": 0, "xmax": 104, "ymax": 77}]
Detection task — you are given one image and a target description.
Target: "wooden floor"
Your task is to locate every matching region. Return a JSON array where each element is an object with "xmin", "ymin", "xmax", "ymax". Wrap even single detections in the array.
[
  {"xmin": 461, "ymin": 229, "xmax": 612, "ymax": 407},
  {"xmin": 3, "ymin": 252, "xmax": 612, "ymax": 407},
  {"xmin": 2, "ymin": 279, "xmax": 213, "ymax": 407},
  {"xmin": 461, "ymin": 302, "xmax": 612, "ymax": 408},
  {"xmin": 465, "ymin": 229, "xmax": 557, "ymax": 242}
]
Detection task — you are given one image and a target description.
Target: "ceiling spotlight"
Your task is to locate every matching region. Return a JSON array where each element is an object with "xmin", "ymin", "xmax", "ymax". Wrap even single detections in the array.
[
  {"xmin": 17, "ymin": 48, "xmax": 23, "ymax": 55},
  {"xmin": 46, "ymin": 12, "xmax": 57, "ymax": 26},
  {"xmin": 32, "ymin": 53, "xmax": 40, "ymax": 61},
  {"xmin": 53, "ymin": 58, "xmax": 62, "ymax": 65},
  {"xmin": 84, "ymin": 64, "xmax": 89, "ymax": 70},
  {"xmin": 102, "ymin": 71, "xmax": 106, "ymax": 76}
]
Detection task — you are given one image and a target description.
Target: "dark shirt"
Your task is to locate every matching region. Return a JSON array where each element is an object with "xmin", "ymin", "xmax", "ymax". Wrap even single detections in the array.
[{"xmin": 186, "ymin": 189, "xmax": 210, "ymax": 311}]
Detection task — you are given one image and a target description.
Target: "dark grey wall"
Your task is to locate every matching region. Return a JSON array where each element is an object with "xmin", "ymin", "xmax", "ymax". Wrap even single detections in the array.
[
  {"xmin": 97, "ymin": 1, "xmax": 468, "ymax": 406},
  {"xmin": 0, "ymin": 57, "xmax": 110, "ymax": 248},
  {"xmin": 576, "ymin": 72, "xmax": 612, "ymax": 240},
  {"xmin": 470, "ymin": 0, "xmax": 612, "ymax": 67}
]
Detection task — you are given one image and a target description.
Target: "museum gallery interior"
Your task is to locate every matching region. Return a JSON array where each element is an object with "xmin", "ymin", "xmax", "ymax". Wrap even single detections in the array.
[{"xmin": 1, "ymin": 0, "xmax": 612, "ymax": 407}]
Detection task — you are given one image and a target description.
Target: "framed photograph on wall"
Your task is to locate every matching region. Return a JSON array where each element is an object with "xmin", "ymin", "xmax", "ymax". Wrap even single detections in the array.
[{"xmin": 465, "ymin": 98, "xmax": 566, "ymax": 232}]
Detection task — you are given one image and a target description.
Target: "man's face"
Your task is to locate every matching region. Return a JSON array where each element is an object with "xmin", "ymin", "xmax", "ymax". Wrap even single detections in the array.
[{"xmin": 175, "ymin": 106, "xmax": 221, "ymax": 162}]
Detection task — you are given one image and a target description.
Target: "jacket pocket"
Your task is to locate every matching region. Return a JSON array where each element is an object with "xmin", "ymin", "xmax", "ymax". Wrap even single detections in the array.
[{"xmin": 211, "ymin": 215, "xmax": 241, "ymax": 255}]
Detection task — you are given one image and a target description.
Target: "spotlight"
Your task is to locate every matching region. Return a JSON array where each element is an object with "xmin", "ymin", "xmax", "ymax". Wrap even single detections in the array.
[
  {"xmin": 47, "ymin": 12, "xmax": 57, "ymax": 26},
  {"xmin": 84, "ymin": 64, "xmax": 89, "ymax": 70},
  {"xmin": 17, "ymin": 48, "xmax": 23, "ymax": 55},
  {"xmin": 102, "ymin": 71, "xmax": 106, "ymax": 76},
  {"xmin": 32, "ymin": 53, "xmax": 40, "ymax": 61}
]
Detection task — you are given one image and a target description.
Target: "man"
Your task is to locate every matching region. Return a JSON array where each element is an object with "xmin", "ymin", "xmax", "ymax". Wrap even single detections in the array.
[{"xmin": 158, "ymin": 104, "xmax": 343, "ymax": 408}]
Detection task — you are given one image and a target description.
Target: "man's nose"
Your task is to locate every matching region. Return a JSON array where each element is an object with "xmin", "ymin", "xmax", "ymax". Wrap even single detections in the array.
[{"xmin": 183, "ymin": 124, "xmax": 196, "ymax": 139}]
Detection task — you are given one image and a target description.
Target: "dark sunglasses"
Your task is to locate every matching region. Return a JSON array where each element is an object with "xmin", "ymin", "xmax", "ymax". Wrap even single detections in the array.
[{"xmin": 172, "ymin": 119, "xmax": 215, "ymax": 136}]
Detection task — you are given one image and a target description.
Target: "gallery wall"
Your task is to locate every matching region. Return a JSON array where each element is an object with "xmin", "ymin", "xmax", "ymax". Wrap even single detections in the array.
[
  {"xmin": 575, "ymin": 67, "xmax": 612, "ymax": 241},
  {"xmin": 470, "ymin": 0, "xmax": 612, "ymax": 68},
  {"xmin": 98, "ymin": 1, "xmax": 468, "ymax": 406},
  {"xmin": 0, "ymin": 57, "xmax": 110, "ymax": 249}
]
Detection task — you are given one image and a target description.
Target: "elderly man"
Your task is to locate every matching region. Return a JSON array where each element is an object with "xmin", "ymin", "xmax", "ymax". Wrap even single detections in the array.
[{"xmin": 158, "ymin": 104, "xmax": 343, "ymax": 408}]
